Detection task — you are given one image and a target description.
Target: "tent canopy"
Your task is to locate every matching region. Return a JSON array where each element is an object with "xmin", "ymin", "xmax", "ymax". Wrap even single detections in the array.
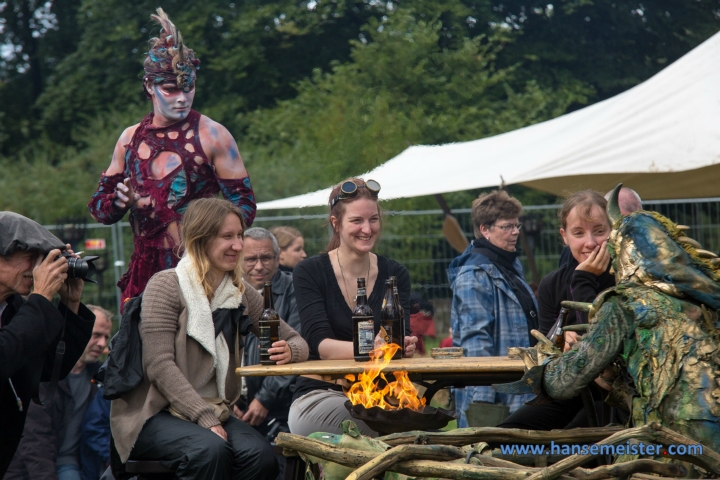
[{"xmin": 257, "ymin": 31, "xmax": 720, "ymax": 211}]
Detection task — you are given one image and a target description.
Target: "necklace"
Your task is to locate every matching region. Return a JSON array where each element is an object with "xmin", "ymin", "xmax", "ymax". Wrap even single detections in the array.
[{"xmin": 337, "ymin": 249, "xmax": 371, "ymax": 306}]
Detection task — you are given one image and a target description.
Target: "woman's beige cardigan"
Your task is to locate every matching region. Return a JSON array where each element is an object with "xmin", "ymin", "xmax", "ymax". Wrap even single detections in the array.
[{"xmin": 110, "ymin": 269, "xmax": 309, "ymax": 462}]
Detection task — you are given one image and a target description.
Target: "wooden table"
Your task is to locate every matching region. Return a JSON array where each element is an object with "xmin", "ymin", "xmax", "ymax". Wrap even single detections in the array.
[{"xmin": 236, "ymin": 356, "xmax": 525, "ymax": 402}]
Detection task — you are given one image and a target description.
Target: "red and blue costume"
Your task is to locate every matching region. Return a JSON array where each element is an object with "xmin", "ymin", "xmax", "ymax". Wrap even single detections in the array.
[{"xmin": 88, "ymin": 110, "xmax": 255, "ymax": 305}]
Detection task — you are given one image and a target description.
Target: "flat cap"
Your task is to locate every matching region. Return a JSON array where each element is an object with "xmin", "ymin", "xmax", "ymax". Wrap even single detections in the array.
[{"xmin": 0, "ymin": 211, "xmax": 65, "ymax": 256}]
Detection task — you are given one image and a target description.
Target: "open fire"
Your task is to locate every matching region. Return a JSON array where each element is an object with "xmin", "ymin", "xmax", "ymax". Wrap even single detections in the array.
[{"xmin": 344, "ymin": 343, "xmax": 426, "ymax": 411}]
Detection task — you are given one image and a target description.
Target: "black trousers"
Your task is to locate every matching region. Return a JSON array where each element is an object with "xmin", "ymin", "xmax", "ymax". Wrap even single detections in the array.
[
  {"xmin": 498, "ymin": 384, "xmax": 627, "ymax": 431},
  {"xmin": 498, "ymin": 395, "xmax": 591, "ymax": 430},
  {"xmin": 130, "ymin": 411, "xmax": 278, "ymax": 480}
]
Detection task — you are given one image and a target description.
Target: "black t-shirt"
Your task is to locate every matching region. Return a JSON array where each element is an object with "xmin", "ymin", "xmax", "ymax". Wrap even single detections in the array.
[
  {"xmin": 291, "ymin": 253, "xmax": 411, "ymax": 402},
  {"xmin": 537, "ymin": 256, "xmax": 615, "ymax": 336}
]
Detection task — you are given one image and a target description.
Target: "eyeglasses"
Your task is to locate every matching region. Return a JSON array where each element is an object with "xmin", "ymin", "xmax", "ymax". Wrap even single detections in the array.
[
  {"xmin": 243, "ymin": 255, "xmax": 276, "ymax": 266},
  {"xmin": 493, "ymin": 223, "xmax": 522, "ymax": 232},
  {"xmin": 330, "ymin": 179, "xmax": 381, "ymax": 209}
]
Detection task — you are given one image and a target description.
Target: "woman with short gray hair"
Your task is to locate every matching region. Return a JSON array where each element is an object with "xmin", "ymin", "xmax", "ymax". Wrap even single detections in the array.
[{"xmin": 447, "ymin": 190, "xmax": 538, "ymax": 427}]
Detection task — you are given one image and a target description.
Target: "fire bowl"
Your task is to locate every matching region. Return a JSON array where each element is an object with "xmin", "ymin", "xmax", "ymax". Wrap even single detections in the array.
[{"xmin": 344, "ymin": 400, "xmax": 456, "ymax": 435}]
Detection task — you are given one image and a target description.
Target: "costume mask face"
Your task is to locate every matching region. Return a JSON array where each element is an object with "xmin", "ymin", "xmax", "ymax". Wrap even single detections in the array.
[
  {"xmin": 149, "ymin": 83, "xmax": 196, "ymax": 123},
  {"xmin": 141, "ymin": 9, "xmax": 200, "ymax": 103},
  {"xmin": 606, "ymin": 184, "xmax": 720, "ymax": 309}
]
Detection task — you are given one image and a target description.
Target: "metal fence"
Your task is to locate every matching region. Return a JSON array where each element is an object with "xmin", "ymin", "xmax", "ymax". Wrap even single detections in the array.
[{"xmin": 45, "ymin": 197, "xmax": 720, "ymax": 333}]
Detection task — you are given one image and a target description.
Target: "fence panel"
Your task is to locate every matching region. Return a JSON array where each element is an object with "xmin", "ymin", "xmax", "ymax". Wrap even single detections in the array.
[{"xmin": 42, "ymin": 198, "xmax": 720, "ymax": 333}]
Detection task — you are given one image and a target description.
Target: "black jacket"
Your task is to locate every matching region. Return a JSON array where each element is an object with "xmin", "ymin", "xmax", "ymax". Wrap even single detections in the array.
[
  {"xmin": 537, "ymin": 257, "xmax": 615, "ymax": 336},
  {"xmin": 242, "ymin": 269, "xmax": 300, "ymax": 421},
  {"xmin": 0, "ymin": 294, "xmax": 95, "ymax": 476},
  {"xmin": 4, "ymin": 363, "xmax": 101, "ymax": 480}
]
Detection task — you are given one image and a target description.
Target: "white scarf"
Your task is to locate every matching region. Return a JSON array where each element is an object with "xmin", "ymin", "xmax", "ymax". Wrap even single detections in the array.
[{"xmin": 175, "ymin": 256, "xmax": 243, "ymax": 400}]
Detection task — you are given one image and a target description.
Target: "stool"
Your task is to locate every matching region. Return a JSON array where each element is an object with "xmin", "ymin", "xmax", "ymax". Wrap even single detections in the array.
[
  {"xmin": 284, "ymin": 456, "xmax": 306, "ymax": 480},
  {"xmin": 271, "ymin": 444, "xmax": 306, "ymax": 480},
  {"xmin": 125, "ymin": 460, "xmax": 175, "ymax": 480}
]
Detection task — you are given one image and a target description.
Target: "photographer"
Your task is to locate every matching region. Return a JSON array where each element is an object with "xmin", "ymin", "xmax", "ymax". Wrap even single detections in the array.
[{"xmin": 0, "ymin": 212, "xmax": 95, "ymax": 476}]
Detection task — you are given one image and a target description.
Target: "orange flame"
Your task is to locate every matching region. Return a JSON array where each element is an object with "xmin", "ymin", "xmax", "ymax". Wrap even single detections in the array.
[{"xmin": 345, "ymin": 343, "xmax": 426, "ymax": 411}]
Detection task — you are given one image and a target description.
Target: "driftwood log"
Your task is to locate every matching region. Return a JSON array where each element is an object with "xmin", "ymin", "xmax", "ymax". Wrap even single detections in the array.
[
  {"xmin": 275, "ymin": 430, "xmax": 689, "ymax": 480},
  {"xmin": 345, "ymin": 445, "xmax": 684, "ymax": 480},
  {"xmin": 525, "ymin": 423, "xmax": 720, "ymax": 480},
  {"xmin": 377, "ymin": 426, "xmax": 624, "ymax": 447}
]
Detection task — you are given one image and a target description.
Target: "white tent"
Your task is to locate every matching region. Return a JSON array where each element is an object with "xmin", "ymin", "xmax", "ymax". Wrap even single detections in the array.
[{"xmin": 257, "ymin": 30, "xmax": 720, "ymax": 210}]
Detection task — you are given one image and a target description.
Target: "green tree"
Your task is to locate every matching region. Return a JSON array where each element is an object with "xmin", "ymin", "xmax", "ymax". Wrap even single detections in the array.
[
  {"xmin": 243, "ymin": 9, "xmax": 591, "ymax": 202},
  {"xmin": 0, "ymin": 0, "xmax": 83, "ymax": 154},
  {"xmin": 474, "ymin": 0, "xmax": 720, "ymax": 100},
  {"xmin": 34, "ymin": 0, "xmax": 391, "ymax": 145}
]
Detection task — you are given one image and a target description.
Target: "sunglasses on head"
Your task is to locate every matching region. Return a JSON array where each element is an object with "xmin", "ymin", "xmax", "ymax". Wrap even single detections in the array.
[{"xmin": 330, "ymin": 180, "xmax": 381, "ymax": 209}]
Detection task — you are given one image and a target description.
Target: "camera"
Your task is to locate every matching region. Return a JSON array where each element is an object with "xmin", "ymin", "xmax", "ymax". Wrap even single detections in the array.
[{"xmin": 61, "ymin": 251, "xmax": 100, "ymax": 284}]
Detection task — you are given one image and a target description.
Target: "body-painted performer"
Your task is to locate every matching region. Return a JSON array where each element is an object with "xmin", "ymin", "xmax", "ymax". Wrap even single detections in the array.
[
  {"xmin": 88, "ymin": 9, "xmax": 256, "ymax": 306},
  {"xmin": 496, "ymin": 185, "xmax": 720, "ymax": 471}
]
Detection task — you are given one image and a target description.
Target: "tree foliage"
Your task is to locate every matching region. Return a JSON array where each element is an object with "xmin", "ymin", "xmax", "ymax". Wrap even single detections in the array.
[
  {"xmin": 0, "ymin": 0, "xmax": 718, "ymax": 223},
  {"xmin": 243, "ymin": 9, "xmax": 592, "ymax": 202}
]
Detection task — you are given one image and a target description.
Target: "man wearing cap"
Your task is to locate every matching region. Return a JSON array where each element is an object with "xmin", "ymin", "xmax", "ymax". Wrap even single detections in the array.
[
  {"xmin": 88, "ymin": 8, "xmax": 256, "ymax": 306},
  {"xmin": 0, "ymin": 212, "xmax": 95, "ymax": 476}
]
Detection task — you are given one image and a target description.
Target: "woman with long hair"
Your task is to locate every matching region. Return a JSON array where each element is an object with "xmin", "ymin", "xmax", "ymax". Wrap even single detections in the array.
[
  {"xmin": 499, "ymin": 189, "xmax": 617, "ymax": 431},
  {"xmin": 538, "ymin": 190, "xmax": 615, "ymax": 341},
  {"xmin": 269, "ymin": 226, "xmax": 307, "ymax": 272},
  {"xmin": 288, "ymin": 178, "xmax": 418, "ymax": 437},
  {"xmin": 110, "ymin": 198, "xmax": 308, "ymax": 480}
]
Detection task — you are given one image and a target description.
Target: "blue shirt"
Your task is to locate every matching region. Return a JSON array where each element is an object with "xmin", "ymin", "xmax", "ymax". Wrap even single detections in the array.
[{"xmin": 447, "ymin": 244, "xmax": 537, "ymax": 427}]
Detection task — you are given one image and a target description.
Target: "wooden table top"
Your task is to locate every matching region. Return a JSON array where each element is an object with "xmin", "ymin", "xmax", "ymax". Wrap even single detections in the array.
[{"xmin": 235, "ymin": 356, "xmax": 524, "ymax": 378}]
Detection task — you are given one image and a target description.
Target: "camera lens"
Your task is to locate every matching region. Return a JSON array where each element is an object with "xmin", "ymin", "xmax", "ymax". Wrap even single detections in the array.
[{"xmin": 61, "ymin": 252, "xmax": 99, "ymax": 284}]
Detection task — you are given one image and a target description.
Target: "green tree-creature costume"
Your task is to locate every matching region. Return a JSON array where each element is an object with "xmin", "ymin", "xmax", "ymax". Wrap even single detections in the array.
[
  {"xmin": 497, "ymin": 185, "xmax": 720, "ymax": 461},
  {"xmin": 303, "ymin": 420, "xmax": 409, "ymax": 480}
]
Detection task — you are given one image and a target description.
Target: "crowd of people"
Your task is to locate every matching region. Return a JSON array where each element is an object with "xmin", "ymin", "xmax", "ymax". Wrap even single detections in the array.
[{"xmin": 3, "ymin": 7, "xmax": 710, "ymax": 480}]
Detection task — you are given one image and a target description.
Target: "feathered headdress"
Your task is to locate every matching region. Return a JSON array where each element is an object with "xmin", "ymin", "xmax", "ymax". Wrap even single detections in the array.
[{"xmin": 142, "ymin": 8, "xmax": 200, "ymax": 98}]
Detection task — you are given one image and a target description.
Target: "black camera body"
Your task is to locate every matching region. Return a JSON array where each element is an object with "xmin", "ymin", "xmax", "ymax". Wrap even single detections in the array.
[{"xmin": 61, "ymin": 251, "xmax": 100, "ymax": 284}]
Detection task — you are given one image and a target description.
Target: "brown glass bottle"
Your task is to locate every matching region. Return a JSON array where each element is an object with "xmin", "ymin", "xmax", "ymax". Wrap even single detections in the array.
[
  {"xmin": 352, "ymin": 278, "xmax": 374, "ymax": 362},
  {"xmin": 381, "ymin": 279, "xmax": 403, "ymax": 360},
  {"xmin": 259, "ymin": 281, "xmax": 280, "ymax": 365},
  {"xmin": 390, "ymin": 276, "xmax": 406, "ymax": 353},
  {"xmin": 548, "ymin": 307, "xmax": 570, "ymax": 350},
  {"xmin": 389, "ymin": 276, "xmax": 404, "ymax": 320}
]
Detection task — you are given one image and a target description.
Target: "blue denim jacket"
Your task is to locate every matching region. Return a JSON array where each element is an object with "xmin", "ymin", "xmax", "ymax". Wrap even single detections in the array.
[{"xmin": 447, "ymin": 244, "xmax": 537, "ymax": 427}]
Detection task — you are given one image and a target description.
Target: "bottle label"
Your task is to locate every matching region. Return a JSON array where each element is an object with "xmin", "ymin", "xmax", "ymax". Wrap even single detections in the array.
[
  {"xmin": 356, "ymin": 319, "xmax": 374, "ymax": 354},
  {"xmin": 259, "ymin": 325, "xmax": 272, "ymax": 357},
  {"xmin": 381, "ymin": 325, "xmax": 391, "ymax": 344}
]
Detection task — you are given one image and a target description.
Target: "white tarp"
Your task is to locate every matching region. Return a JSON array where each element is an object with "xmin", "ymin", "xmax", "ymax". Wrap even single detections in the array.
[{"xmin": 257, "ymin": 30, "xmax": 720, "ymax": 210}]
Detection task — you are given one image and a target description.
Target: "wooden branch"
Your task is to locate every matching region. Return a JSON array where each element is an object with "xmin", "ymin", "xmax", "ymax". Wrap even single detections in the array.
[
  {"xmin": 468, "ymin": 454, "xmax": 528, "ymax": 469},
  {"xmin": 526, "ymin": 423, "xmax": 720, "ymax": 480},
  {"xmin": 561, "ymin": 301, "xmax": 591, "ymax": 312},
  {"xmin": 563, "ymin": 324, "xmax": 589, "ymax": 333},
  {"xmin": 275, "ymin": 433, "xmax": 370, "ymax": 467},
  {"xmin": 570, "ymin": 459, "xmax": 685, "ymax": 479},
  {"xmin": 387, "ymin": 460, "xmax": 575, "ymax": 480},
  {"xmin": 276, "ymin": 433, "xmax": 575, "ymax": 479},
  {"xmin": 378, "ymin": 426, "xmax": 623, "ymax": 447},
  {"xmin": 490, "ymin": 451, "xmax": 567, "ymax": 466},
  {"xmin": 345, "ymin": 445, "xmax": 466, "ymax": 480},
  {"xmin": 278, "ymin": 425, "xmax": 719, "ymax": 480}
]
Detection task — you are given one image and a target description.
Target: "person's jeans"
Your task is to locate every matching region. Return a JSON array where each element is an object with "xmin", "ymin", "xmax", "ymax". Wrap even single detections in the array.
[{"xmin": 57, "ymin": 464, "xmax": 82, "ymax": 480}]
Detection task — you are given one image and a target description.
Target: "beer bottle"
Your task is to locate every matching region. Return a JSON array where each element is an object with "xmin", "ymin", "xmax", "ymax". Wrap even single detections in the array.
[
  {"xmin": 259, "ymin": 281, "xmax": 280, "ymax": 365},
  {"xmin": 352, "ymin": 278, "xmax": 374, "ymax": 362},
  {"xmin": 381, "ymin": 279, "xmax": 403, "ymax": 360},
  {"xmin": 389, "ymin": 276, "xmax": 404, "ymax": 320},
  {"xmin": 548, "ymin": 307, "xmax": 570, "ymax": 351},
  {"xmin": 390, "ymin": 276, "xmax": 406, "ymax": 352}
]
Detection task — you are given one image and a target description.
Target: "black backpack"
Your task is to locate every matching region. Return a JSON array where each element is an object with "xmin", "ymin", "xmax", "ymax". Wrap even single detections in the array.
[{"xmin": 94, "ymin": 295, "xmax": 144, "ymax": 400}]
